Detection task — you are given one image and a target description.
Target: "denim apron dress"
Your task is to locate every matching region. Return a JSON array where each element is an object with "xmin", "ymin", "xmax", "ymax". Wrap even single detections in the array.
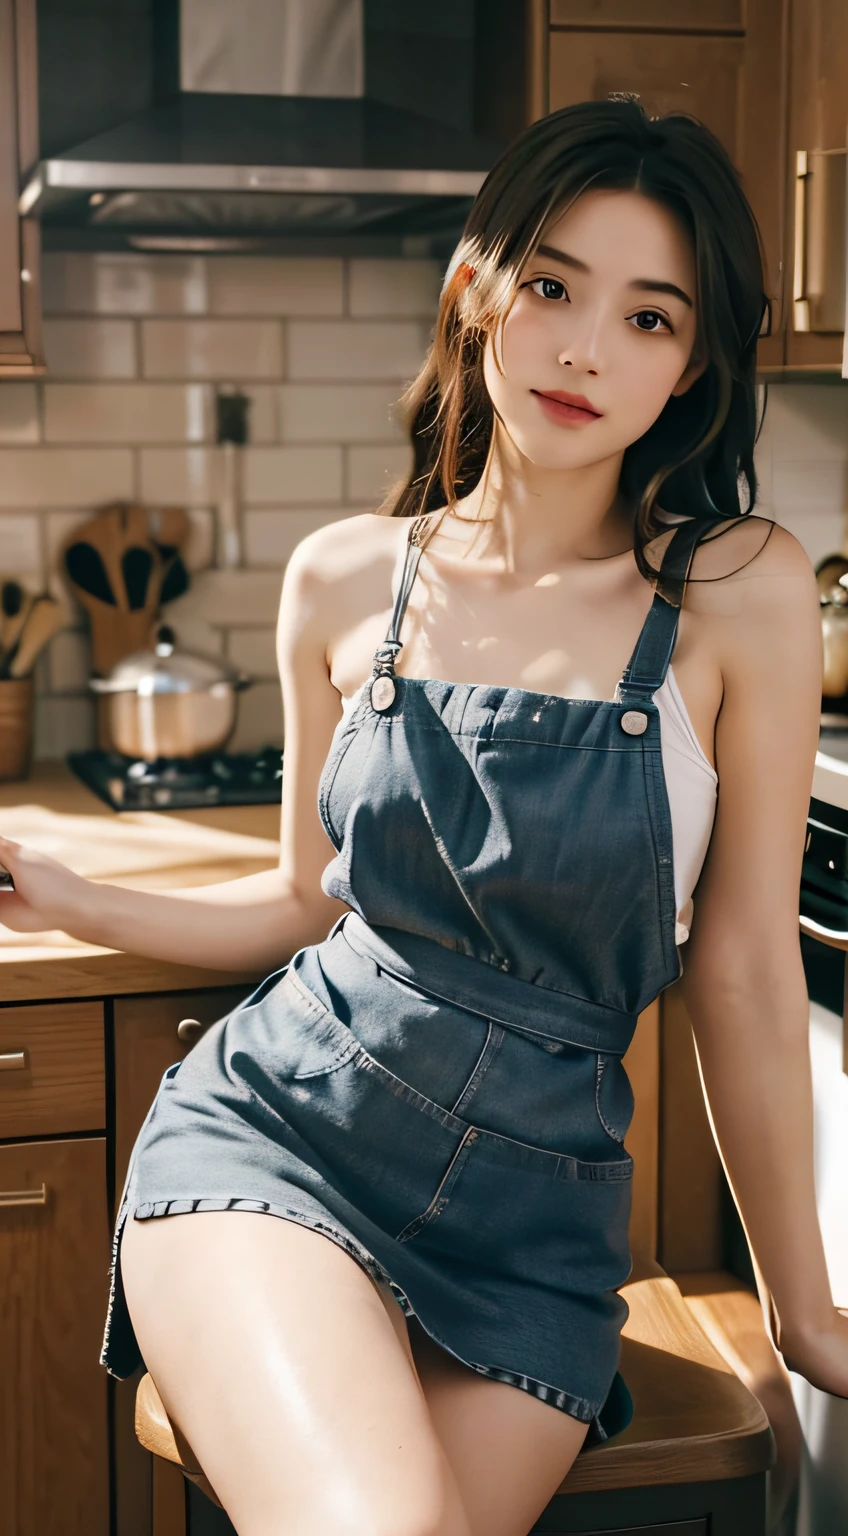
[{"xmin": 100, "ymin": 512, "xmax": 711, "ymax": 1447}]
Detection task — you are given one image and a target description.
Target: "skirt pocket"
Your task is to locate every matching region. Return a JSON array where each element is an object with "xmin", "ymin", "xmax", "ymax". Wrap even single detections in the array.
[
  {"xmin": 230, "ymin": 961, "xmax": 361, "ymax": 1083},
  {"xmin": 401, "ymin": 1124, "xmax": 634, "ymax": 1305}
]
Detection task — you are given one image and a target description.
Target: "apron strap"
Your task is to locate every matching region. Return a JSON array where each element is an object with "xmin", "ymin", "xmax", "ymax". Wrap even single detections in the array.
[
  {"xmin": 372, "ymin": 518, "xmax": 428, "ymax": 673},
  {"xmin": 375, "ymin": 512, "xmax": 734, "ymax": 702},
  {"xmin": 617, "ymin": 516, "xmax": 729, "ymax": 706}
]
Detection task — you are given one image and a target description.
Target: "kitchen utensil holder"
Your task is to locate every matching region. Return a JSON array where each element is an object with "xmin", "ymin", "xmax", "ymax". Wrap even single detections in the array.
[{"xmin": 0, "ymin": 675, "xmax": 34, "ymax": 780}]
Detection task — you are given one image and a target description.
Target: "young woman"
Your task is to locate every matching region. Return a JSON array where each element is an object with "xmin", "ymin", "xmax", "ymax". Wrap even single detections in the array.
[{"xmin": 0, "ymin": 100, "xmax": 843, "ymax": 1536}]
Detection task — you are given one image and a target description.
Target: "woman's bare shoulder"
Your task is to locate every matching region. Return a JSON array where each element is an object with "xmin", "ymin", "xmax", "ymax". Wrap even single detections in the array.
[
  {"xmin": 679, "ymin": 514, "xmax": 821, "ymax": 711},
  {"xmin": 683, "ymin": 514, "xmax": 817, "ymax": 618},
  {"xmin": 286, "ymin": 511, "xmax": 408, "ymax": 590}
]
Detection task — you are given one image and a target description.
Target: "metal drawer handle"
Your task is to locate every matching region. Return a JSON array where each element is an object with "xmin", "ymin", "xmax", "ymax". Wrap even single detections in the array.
[
  {"xmin": 794, "ymin": 149, "xmax": 810, "ymax": 333},
  {"xmin": 0, "ymin": 1183, "xmax": 47, "ymax": 1207},
  {"xmin": 0, "ymin": 1051, "xmax": 27, "ymax": 1071}
]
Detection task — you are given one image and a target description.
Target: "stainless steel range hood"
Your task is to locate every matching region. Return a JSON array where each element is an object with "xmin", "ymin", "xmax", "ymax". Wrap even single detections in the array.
[{"xmin": 22, "ymin": 0, "xmax": 506, "ymax": 252}]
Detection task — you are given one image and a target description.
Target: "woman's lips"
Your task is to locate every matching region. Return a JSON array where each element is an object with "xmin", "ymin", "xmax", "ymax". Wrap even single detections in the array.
[{"xmin": 532, "ymin": 389, "xmax": 603, "ymax": 426}]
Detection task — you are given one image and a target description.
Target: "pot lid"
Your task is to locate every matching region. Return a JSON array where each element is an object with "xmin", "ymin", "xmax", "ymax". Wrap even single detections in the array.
[{"xmin": 91, "ymin": 624, "xmax": 249, "ymax": 694}]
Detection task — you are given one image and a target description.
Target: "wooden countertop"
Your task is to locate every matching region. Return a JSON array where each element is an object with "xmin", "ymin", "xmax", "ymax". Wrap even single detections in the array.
[{"xmin": 0, "ymin": 763, "xmax": 281, "ymax": 1003}]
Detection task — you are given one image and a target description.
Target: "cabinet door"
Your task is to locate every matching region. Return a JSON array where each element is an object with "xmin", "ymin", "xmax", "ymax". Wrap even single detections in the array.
[
  {"xmin": 0, "ymin": 1137, "xmax": 109, "ymax": 1536},
  {"xmin": 784, "ymin": 0, "xmax": 848, "ymax": 367},
  {"xmin": 111, "ymin": 985, "xmax": 255, "ymax": 1536},
  {"xmin": 0, "ymin": 0, "xmax": 43, "ymax": 376},
  {"xmin": 549, "ymin": 1, "xmax": 789, "ymax": 364}
]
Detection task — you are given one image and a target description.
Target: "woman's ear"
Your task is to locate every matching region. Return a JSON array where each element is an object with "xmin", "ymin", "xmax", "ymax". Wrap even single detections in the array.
[{"xmin": 670, "ymin": 350, "xmax": 709, "ymax": 397}]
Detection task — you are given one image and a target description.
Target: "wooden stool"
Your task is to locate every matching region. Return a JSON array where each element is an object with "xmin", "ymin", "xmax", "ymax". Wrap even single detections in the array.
[{"xmin": 135, "ymin": 1260, "xmax": 774, "ymax": 1534}]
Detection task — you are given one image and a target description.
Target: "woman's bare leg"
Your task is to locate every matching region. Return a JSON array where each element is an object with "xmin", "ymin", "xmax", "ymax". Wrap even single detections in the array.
[
  {"xmin": 119, "ymin": 1210, "xmax": 471, "ymax": 1536},
  {"xmin": 408, "ymin": 1318, "xmax": 590, "ymax": 1536}
]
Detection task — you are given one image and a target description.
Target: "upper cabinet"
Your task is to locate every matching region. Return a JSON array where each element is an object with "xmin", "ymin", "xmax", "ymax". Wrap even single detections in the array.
[
  {"xmin": 784, "ymin": 0, "xmax": 848, "ymax": 368},
  {"xmin": 0, "ymin": 0, "xmax": 44, "ymax": 377},
  {"xmin": 549, "ymin": 0, "xmax": 788, "ymax": 369},
  {"xmin": 548, "ymin": 0, "xmax": 848, "ymax": 375}
]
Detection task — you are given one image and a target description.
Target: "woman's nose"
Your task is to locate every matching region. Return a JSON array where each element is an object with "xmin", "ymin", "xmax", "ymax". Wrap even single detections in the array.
[{"xmin": 557, "ymin": 321, "xmax": 601, "ymax": 376}]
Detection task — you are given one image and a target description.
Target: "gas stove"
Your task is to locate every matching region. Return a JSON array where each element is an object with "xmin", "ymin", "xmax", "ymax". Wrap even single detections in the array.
[{"xmin": 67, "ymin": 746, "xmax": 283, "ymax": 811}]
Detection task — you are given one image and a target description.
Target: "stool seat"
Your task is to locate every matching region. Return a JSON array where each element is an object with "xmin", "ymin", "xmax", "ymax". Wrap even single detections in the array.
[{"xmin": 135, "ymin": 1260, "xmax": 773, "ymax": 1516}]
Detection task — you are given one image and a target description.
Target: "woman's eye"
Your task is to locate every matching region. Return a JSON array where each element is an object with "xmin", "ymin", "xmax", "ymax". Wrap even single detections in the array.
[
  {"xmin": 629, "ymin": 310, "xmax": 672, "ymax": 333},
  {"xmin": 530, "ymin": 277, "xmax": 568, "ymax": 302}
]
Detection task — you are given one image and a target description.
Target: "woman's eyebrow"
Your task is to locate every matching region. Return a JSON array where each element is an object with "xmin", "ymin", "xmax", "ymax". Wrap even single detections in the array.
[
  {"xmin": 629, "ymin": 277, "xmax": 693, "ymax": 308},
  {"xmin": 534, "ymin": 243, "xmax": 693, "ymax": 309}
]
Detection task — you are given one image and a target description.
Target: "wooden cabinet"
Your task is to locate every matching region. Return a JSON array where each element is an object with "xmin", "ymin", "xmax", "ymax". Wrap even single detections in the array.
[
  {"xmin": 783, "ymin": 0, "xmax": 848, "ymax": 368},
  {"xmin": 548, "ymin": 0, "xmax": 789, "ymax": 367},
  {"xmin": 548, "ymin": 0, "xmax": 848, "ymax": 371},
  {"xmin": 0, "ymin": 981, "xmax": 253, "ymax": 1536},
  {"xmin": 0, "ymin": 1001, "xmax": 104, "ymax": 1139},
  {"xmin": 0, "ymin": 0, "xmax": 44, "ymax": 376},
  {"xmin": 110, "ymin": 985, "xmax": 254, "ymax": 1536},
  {"xmin": 0, "ymin": 1136, "xmax": 109, "ymax": 1536},
  {"xmin": 0, "ymin": 1000, "xmax": 109, "ymax": 1536}
]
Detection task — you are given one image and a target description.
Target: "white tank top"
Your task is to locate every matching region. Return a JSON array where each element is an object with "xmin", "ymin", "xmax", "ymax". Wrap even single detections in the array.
[
  {"xmin": 653, "ymin": 665, "xmax": 717, "ymax": 945},
  {"xmin": 339, "ymin": 529, "xmax": 718, "ymax": 951}
]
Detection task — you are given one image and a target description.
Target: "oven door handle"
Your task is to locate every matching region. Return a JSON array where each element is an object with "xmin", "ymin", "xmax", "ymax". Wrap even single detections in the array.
[{"xmin": 800, "ymin": 913, "xmax": 848, "ymax": 950}]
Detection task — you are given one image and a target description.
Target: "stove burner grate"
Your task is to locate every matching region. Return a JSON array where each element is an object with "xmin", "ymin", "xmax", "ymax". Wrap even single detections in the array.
[{"xmin": 68, "ymin": 746, "xmax": 283, "ymax": 810}]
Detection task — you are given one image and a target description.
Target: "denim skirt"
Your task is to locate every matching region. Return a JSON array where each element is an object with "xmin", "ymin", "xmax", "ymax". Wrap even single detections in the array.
[{"xmin": 101, "ymin": 922, "xmax": 636, "ymax": 1444}]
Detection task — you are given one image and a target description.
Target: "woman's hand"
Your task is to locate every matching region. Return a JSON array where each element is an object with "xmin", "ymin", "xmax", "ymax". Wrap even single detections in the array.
[
  {"xmin": 781, "ymin": 1308, "xmax": 848, "ymax": 1399},
  {"xmin": 0, "ymin": 833, "xmax": 95, "ymax": 936}
]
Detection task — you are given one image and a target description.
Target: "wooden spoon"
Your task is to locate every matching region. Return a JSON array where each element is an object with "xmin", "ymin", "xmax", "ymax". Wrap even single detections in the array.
[
  {"xmin": 8, "ymin": 595, "xmax": 66, "ymax": 678},
  {"xmin": 0, "ymin": 583, "xmax": 35, "ymax": 661},
  {"xmin": 61, "ymin": 536, "xmax": 158, "ymax": 676}
]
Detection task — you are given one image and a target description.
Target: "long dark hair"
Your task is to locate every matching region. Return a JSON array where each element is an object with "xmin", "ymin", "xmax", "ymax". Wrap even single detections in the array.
[{"xmin": 383, "ymin": 98, "xmax": 770, "ymax": 584}]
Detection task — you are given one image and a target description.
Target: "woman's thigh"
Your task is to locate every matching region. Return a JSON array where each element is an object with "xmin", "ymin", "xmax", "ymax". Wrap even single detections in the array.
[
  {"xmin": 119, "ymin": 1210, "xmax": 471, "ymax": 1536},
  {"xmin": 409, "ymin": 1318, "xmax": 589, "ymax": 1536}
]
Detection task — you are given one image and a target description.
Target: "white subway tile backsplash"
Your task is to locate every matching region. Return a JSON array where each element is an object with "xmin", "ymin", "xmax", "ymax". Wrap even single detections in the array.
[
  {"xmin": 44, "ymin": 383, "xmax": 212, "ymax": 444},
  {"xmin": 142, "ymin": 319, "xmax": 282, "ymax": 379},
  {"xmin": 20, "ymin": 260, "xmax": 843, "ymax": 762},
  {"xmin": 45, "ymin": 510, "xmax": 92, "ymax": 572},
  {"xmin": 772, "ymin": 459, "xmax": 848, "ymax": 516},
  {"xmin": 278, "ymin": 383, "xmax": 404, "ymax": 442},
  {"xmin": 208, "ymin": 257, "xmax": 344, "ymax": 316},
  {"xmin": 766, "ymin": 384, "xmax": 848, "ymax": 462},
  {"xmin": 42, "ymin": 252, "xmax": 208, "ymax": 316},
  {"xmin": 243, "ymin": 446, "xmax": 343, "ymax": 505},
  {"xmin": 47, "ymin": 627, "xmax": 92, "ymax": 693},
  {"xmin": 34, "ymin": 694, "xmax": 96, "ymax": 758},
  {"xmin": 227, "ymin": 626, "xmax": 278, "ymax": 679},
  {"xmin": 184, "ymin": 508, "xmax": 215, "ymax": 571},
  {"xmin": 140, "ymin": 447, "xmax": 221, "ymax": 507},
  {"xmin": 0, "ymin": 449, "xmax": 134, "ymax": 508},
  {"xmin": 772, "ymin": 504, "xmax": 843, "ymax": 569},
  {"xmin": 286, "ymin": 320, "xmax": 427, "ymax": 382},
  {"xmin": 163, "ymin": 569, "xmax": 283, "ymax": 627},
  {"xmin": 0, "ymin": 384, "xmax": 40, "ymax": 444},
  {"xmin": 0, "ymin": 513, "xmax": 42, "ymax": 576},
  {"xmin": 346, "ymin": 444, "xmax": 412, "ymax": 503},
  {"xmin": 243, "ymin": 508, "xmax": 353, "ymax": 566},
  {"xmin": 228, "ymin": 679, "xmax": 283, "ymax": 752},
  {"xmin": 349, "ymin": 259, "xmax": 443, "ymax": 317},
  {"xmin": 43, "ymin": 319, "xmax": 137, "ymax": 379}
]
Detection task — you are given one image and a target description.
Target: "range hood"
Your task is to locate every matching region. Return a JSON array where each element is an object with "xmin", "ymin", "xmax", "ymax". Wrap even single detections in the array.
[{"xmin": 23, "ymin": 0, "xmax": 509, "ymax": 253}]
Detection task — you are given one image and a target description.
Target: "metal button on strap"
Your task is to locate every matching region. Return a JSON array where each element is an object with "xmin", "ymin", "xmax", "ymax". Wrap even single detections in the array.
[
  {"xmin": 370, "ymin": 674, "xmax": 396, "ymax": 711},
  {"xmin": 621, "ymin": 710, "xmax": 648, "ymax": 735}
]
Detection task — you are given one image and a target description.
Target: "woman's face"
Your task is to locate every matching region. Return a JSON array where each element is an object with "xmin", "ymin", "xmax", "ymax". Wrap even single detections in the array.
[{"xmin": 483, "ymin": 188, "xmax": 704, "ymax": 470}]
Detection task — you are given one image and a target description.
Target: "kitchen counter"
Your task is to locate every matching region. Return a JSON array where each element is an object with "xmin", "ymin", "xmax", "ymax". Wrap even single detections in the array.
[
  {"xmin": 0, "ymin": 762, "xmax": 281, "ymax": 1002},
  {"xmin": 2, "ymin": 742, "xmax": 844, "ymax": 1004}
]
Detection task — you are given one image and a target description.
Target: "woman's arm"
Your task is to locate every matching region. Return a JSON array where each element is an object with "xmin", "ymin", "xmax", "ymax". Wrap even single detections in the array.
[
  {"xmin": 0, "ymin": 523, "xmax": 354, "ymax": 973},
  {"xmin": 680, "ymin": 522, "xmax": 848, "ymax": 1395}
]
